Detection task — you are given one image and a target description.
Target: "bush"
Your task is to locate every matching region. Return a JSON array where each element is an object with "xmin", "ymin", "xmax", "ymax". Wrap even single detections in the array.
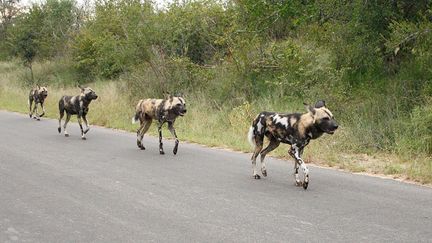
[{"xmin": 397, "ymin": 100, "xmax": 432, "ymax": 156}]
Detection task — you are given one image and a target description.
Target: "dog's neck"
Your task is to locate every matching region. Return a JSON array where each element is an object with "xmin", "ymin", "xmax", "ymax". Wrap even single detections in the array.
[
  {"xmin": 80, "ymin": 94, "xmax": 92, "ymax": 106},
  {"xmin": 37, "ymin": 92, "xmax": 45, "ymax": 102},
  {"xmin": 296, "ymin": 112, "xmax": 324, "ymax": 140},
  {"xmin": 306, "ymin": 124, "xmax": 325, "ymax": 140}
]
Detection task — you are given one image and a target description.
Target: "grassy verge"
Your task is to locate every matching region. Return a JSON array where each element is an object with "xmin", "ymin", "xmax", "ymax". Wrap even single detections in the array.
[{"xmin": 1, "ymin": 61, "xmax": 431, "ymax": 185}]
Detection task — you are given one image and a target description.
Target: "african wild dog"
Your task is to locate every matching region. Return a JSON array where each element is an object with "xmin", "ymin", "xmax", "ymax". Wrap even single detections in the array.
[
  {"xmin": 132, "ymin": 95, "xmax": 187, "ymax": 155},
  {"xmin": 28, "ymin": 85, "xmax": 48, "ymax": 120},
  {"xmin": 57, "ymin": 85, "xmax": 98, "ymax": 139},
  {"xmin": 247, "ymin": 100, "xmax": 338, "ymax": 189}
]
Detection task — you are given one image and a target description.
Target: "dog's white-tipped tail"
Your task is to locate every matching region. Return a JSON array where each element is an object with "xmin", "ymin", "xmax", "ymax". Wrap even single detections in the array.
[
  {"xmin": 132, "ymin": 112, "xmax": 139, "ymax": 124},
  {"xmin": 247, "ymin": 126, "xmax": 256, "ymax": 148}
]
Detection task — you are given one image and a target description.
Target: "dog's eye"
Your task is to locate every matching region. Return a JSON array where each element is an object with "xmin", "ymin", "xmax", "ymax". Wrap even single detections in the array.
[
  {"xmin": 323, "ymin": 117, "xmax": 330, "ymax": 120},
  {"xmin": 176, "ymin": 104, "xmax": 181, "ymax": 106}
]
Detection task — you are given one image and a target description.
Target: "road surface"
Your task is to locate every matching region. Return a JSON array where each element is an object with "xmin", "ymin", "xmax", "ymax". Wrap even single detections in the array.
[{"xmin": 0, "ymin": 111, "xmax": 431, "ymax": 242}]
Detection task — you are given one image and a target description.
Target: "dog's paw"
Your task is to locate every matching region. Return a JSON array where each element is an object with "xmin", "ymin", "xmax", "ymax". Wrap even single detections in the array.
[
  {"xmin": 303, "ymin": 175, "xmax": 309, "ymax": 190},
  {"xmin": 262, "ymin": 170, "xmax": 267, "ymax": 177},
  {"xmin": 253, "ymin": 174, "xmax": 261, "ymax": 179},
  {"xmin": 81, "ymin": 137, "xmax": 86, "ymax": 140},
  {"xmin": 65, "ymin": 134, "xmax": 69, "ymax": 137},
  {"xmin": 159, "ymin": 150, "xmax": 165, "ymax": 155},
  {"xmin": 302, "ymin": 181, "xmax": 309, "ymax": 190},
  {"xmin": 36, "ymin": 118, "xmax": 40, "ymax": 121},
  {"xmin": 295, "ymin": 180, "xmax": 302, "ymax": 187},
  {"xmin": 139, "ymin": 145, "xmax": 145, "ymax": 150},
  {"xmin": 173, "ymin": 140, "xmax": 178, "ymax": 154}
]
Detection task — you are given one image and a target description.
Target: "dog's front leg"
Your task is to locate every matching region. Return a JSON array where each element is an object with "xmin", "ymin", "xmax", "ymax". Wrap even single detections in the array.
[
  {"xmin": 291, "ymin": 144, "xmax": 309, "ymax": 189},
  {"xmin": 77, "ymin": 112, "xmax": 86, "ymax": 140},
  {"xmin": 39, "ymin": 102, "xmax": 45, "ymax": 118},
  {"xmin": 29, "ymin": 98, "xmax": 33, "ymax": 118},
  {"xmin": 32, "ymin": 103, "xmax": 40, "ymax": 121},
  {"xmin": 82, "ymin": 115, "xmax": 90, "ymax": 134},
  {"xmin": 289, "ymin": 148, "xmax": 301, "ymax": 186},
  {"xmin": 168, "ymin": 121, "xmax": 179, "ymax": 155},
  {"xmin": 158, "ymin": 122, "xmax": 165, "ymax": 154}
]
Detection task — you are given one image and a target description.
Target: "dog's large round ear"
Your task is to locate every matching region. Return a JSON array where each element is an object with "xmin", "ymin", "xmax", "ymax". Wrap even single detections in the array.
[
  {"xmin": 315, "ymin": 100, "xmax": 326, "ymax": 108},
  {"xmin": 304, "ymin": 102, "xmax": 316, "ymax": 115},
  {"xmin": 163, "ymin": 91, "xmax": 171, "ymax": 99},
  {"xmin": 36, "ymin": 84, "xmax": 40, "ymax": 89},
  {"xmin": 77, "ymin": 84, "xmax": 85, "ymax": 92}
]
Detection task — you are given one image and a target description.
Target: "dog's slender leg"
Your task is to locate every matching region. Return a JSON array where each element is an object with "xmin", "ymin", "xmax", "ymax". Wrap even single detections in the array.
[
  {"xmin": 251, "ymin": 136, "xmax": 264, "ymax": 179},
  {"xmin": 29, "ymin": 98, "xmax": 33, "ymax": 118},
  {"xmin": 259, "ymin": 137, "xmax": 280, "ymax": 177},
  {"xmin": 82, "ymin": 115, "xmax": 90, "ymax": 134},
  {"xmin": 39, "ymin": 102, "xmax": 45, "ymax": 118},
  {"xmin": 137, "ymin": 119, "xmax": 151, "ymax": 150},
  {"xmin": 136, "ymin": 121, "xmax": 146, "ymax": 149},
  {"xmin": 32, "ymin": 103, "xmax": 39, "ymax": 120},
  {"xmin": 63, "ymin": 114, "xmax": 71, "ymax": 137},
  {"xmin": 168, "ymin": 121, "xmax": 179, "ymax": 155},
  {"xmin": 77, "ymin": 116, "xmax": 86, "ymax": 140},
  {"xmin": 58, "ymin": 101, "xmax": 64, "ymax": 133},
  {"xmin": 292, "ymin": 144, "xmax": 309, "ymax": 189},
  {"xmin": 289, "ymin": 147, "xmax": 301, "ymax": 186},
  {"xmin": 58, "ymin": 110, "xmax": 64, "ymax": 133},
  {"xmin": 158, "ymin": 122, "xmax": 165, "ymax": 155}
]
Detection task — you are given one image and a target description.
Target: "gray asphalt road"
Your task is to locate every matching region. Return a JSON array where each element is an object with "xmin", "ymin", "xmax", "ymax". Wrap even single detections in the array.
[{"xmin": 0, "ymin": 111, "xmax": 431, "ymax": 242}]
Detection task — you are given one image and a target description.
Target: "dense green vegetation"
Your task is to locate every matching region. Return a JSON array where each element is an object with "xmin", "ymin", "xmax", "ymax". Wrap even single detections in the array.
[{"xmin": 1, "ymin": 0, "xmax": 431, "ymax": 183}]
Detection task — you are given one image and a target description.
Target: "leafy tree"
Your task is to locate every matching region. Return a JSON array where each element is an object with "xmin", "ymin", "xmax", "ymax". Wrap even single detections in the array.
[{"xmin": 0, "ymin": 0, "xmax": 20, "ymax": 58}]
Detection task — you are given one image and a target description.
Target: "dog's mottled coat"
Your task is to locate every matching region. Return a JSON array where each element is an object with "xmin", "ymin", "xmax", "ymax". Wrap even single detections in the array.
[
  {"xmin": 57, "ymin": 86, "xmax": 98, "ymax": 139},
  {"xmin": 247, "ymin": 100, "xmax": 338, "ymax": 189},
  {"xmin": 28, "ymin": 85, "xmax": 48, "ymax": 120},
  {"xmin": 132, "ymin": 95, "xmax": 187, "ymax": 155}
]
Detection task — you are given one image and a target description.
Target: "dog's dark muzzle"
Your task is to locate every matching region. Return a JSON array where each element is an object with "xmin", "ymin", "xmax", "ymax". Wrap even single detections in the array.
[
  {"xmin": 327, "ymin": 124, "xmax": 338, "ymax": 134},
  {"xmin": 179, "ymin": 109, "xmax": 187, "ymax": 116}
]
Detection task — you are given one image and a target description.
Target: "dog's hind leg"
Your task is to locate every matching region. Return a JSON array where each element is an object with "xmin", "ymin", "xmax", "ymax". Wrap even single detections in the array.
[
  {"xmin": 168, "ymin": 121, "xmax": 179, "ymax": 155},
  {"xmin": 259, "ymin": 137, "xmax": 280, "ymax": 177},
  {"xmin": 58, "ymin": 110, "xmax": 64, "ymax": 133},
  {"xmin": 58, "ymin": 100, "xmax": 65, "ymax": 133},
  {"xmin": 29, "ymin": 98, "xmax": 33, "ymax": 118},
  {"xmin": 251, "ymin": 135, "xmax": 264, "ymax": 179},
  {"xmin": 137, "ymin": 119, "xmax": 152, "ymax": 150},
  {"xmin": 63, "ymin": 114, "xmax": 71, "ymax": 137},
  {"xmin": 158, "ymin": 122, "xmax": 165, "ymax": 155}
]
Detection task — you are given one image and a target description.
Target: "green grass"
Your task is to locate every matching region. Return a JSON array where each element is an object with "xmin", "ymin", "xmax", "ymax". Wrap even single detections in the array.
[{"xmin": 1, "ymin": 61, "xmax": 431, "ymax": 185}]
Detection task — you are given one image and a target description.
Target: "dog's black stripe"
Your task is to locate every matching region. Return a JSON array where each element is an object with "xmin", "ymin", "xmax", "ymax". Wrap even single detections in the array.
[
  {"xmin": 323, "ymin": 109, "xmax": 332, "ymax": 118},
  {"xmin": 157, "ymin": 99, "xmax": 166, "ymax": 121}
]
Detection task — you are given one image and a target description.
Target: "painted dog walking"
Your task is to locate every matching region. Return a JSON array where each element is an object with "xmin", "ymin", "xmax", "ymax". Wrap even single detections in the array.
[
  {"xmin": 57, "ymin": 85, "xmax": 98, "ymax": 139},
  {"xmin": 132, "ymin": 95, "xmax": 187, "ymax": 155},
  {"xmin": 247, "ymin": 100, "xmax": 338, "ymax": 189},
  {"xmin": 28, "ymin": 85, "xmax": 48, "ymax": 120}
]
